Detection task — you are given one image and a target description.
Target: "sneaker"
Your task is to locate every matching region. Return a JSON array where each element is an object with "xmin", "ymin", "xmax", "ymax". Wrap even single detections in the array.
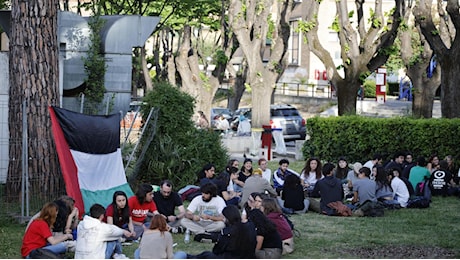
[
  {"xmin": 64, "ymin": 240, "xmax": 76, "ymax": 252},
  {"xmin": 177, "ymin": 226, "xmax": 185, "ymax": 234},
  {"xmin": 170, "ymin": 227, "xmax": 179, "ymax": 234},
  {"xmin": 113, "ymin": 253, "xmax": 129, "ymax": 259}
]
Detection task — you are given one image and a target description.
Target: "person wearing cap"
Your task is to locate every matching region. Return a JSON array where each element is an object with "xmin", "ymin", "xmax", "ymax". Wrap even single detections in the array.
[
  {"xmin": 239, "ymin": 168, "xmax": 277, "ymax": 208},
  {"xmin": 347, "ymin": 162, "xmax": 362, "ymax": 192}
]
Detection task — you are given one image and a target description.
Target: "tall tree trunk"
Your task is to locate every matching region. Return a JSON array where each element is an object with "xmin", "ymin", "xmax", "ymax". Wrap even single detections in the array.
[
  {"xmin": 406, "ymin": 64, "xmax": 439, "ymax": 118},
  {"xmin": 176, "ymin": 25, "xmax": 217, "ymax": 117},
  {"xmin": 439, "ymin": 55, "xmax": 460, "ymax": 118},
  {"xmin": 335, "ymin": 79, "xmax": 360, "ymax": 115},
  {"xmin": 141, "ymin": 47, "xmax": 153, "ymax": 93},
  {"xmin": 7, "ymin": 0, "xmax": 61, "ymax": 199}
]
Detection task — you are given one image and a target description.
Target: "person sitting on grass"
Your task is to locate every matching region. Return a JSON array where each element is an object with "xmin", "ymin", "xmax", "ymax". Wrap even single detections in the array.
[
  {"xmin": 273, "ymin": 159, "xmax": 298, "ymax": 195},
  {"xmin": 180, "ymin": 182, "xmax": 226, "ymax": 242},
  {"xmin": 185, "ymin": 205, "xmax": 257, "ymax": 259},
  {"xmin": 135, "ymin": 214, "xmax": 184, "ymax": 259},
  {"xmin": 247, "ymin": 208, "xmax": 283, "ymax": 259},
  {"xmin": 311, "ymin": 162, "xmax": 346, "ymax": 216},
  {"xmin": 128, "ymin": 183, "xmax": 160, "ymax": 240},
  {"xmin": 21, "ymin": 202, "xmax": 74, "ymax": 258},
  {"xmin": 261, "ymin": 198, "xmax": 295, "ymax": 255},
  {"xmin": 105, "ymin": 191, "xmax": 136, "ymax": 240},
  {"xmin": 352, "ymin": 167, "xmax": 377, "ymax": 207},
  {"xmin": 75, "ymin": 203, "xmax": 131, "ymax": 259}
]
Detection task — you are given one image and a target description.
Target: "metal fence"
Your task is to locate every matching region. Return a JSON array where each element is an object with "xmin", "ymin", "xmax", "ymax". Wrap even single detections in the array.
[
  {"xmin": 0, "ymin": 100, "xmax": 66, "ymax": 223},
  {"xmin": 274, "ymin": 82, "xmax": 334, "ymax": 99}
]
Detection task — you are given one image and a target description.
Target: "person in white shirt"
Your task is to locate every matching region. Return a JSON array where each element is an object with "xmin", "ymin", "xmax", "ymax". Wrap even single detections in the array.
[
  {"xmin": 180, "ymin": 182, "xmax": 226, "ymax": 238},
  {"xmin": 363, "ymin": 153, "xmax": 383, "ymax": 171},
  {"xmin": 388, "ymin": 168, "xmax": 410, "ymax": 208},
  {"xmin": 258, "ymin": 158, "xmax": 272, "ymax": 184},
  {"xmin": 75, "ymin": 204, "xmax": 131, "ymax": 259}
]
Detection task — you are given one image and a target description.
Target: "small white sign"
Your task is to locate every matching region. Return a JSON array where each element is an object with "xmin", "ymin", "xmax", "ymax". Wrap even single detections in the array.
[
  {"xmin": 376, "ymin": 73, "xmax": 385, "ymax": 85},
  {"xmin": 377, "ymin": 95, "xmax": 385, "ymax": 104}
]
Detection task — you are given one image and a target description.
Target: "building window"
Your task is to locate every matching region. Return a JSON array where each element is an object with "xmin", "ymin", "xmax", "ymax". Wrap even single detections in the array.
[{"xmin": 289, "ymin": 20, "xmax": 301, "ymax": 65}]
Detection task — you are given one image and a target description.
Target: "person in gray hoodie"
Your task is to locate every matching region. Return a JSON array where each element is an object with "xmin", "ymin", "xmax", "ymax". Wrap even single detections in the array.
[{"xmin": 311, "ymin": 162, "xmax": 344, "ymax": 215}]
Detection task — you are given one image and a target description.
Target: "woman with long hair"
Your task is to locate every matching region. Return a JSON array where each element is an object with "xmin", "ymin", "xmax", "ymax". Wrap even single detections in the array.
[
  {"xmin": 234, "ymin": 158, "xmax": 253, "ymax": 192},
  {"xmin": 261, "ymin": 198, "xmax": 295, "ymax": 255},
  {"xmin": 135, "ymin": 214, "xmax": 180, "ymax": 258},
  {"xmin": 128, "ymin": 183, "xmax": 159, "ymax": 239},
  {"xmin": 106, "ymin": 191, "xmax": 136, "ymax": 240},
  {"xmin": 187, "ymin": 205, "xmax": 257, "ymax": 259},
  {"xmin": 247, "ymin": 208, "xmax": 282, "ymax": 259},
  {"xmin": 21, "ymin": 202, "xmax": 74, "ymax": 258},
  {"xmin": 300, "ymin": 157, "xmax": 323, "ymax": 194}
]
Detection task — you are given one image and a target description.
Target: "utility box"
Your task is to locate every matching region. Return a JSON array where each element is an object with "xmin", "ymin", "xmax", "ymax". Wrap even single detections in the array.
[{"xmin": 261, "ymin": 125, "xmax": 272, "ymax": 160}]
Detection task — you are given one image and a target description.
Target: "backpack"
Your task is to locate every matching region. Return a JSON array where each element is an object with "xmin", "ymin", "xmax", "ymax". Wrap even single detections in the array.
[
  {"xmin": 357, "ymin": 200, "xmax": 385, "ymax": 217},
  {"xmin": 416, "ymin": 179, "xmax": 432, "ymax": 201},
  {"xmin": 407, "ymin": 196, "xmax": 430, "ymax": 208}
]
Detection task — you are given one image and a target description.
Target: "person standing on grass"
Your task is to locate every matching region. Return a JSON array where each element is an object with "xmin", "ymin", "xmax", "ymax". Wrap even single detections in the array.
[
  {"xmin": 128, "ymin": 183, "xmax": 159, "ymax": 240},
  {"xmin": 153, "ymin": 180, "xmax": 186, "ymax": 232},
  {"xmin": 21, "ymin": 202, "xmax": 74, "ymax": 258}
]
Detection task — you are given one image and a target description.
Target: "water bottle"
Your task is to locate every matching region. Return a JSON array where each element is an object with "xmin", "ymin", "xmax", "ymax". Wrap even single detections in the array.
[{"xmin": 184, "ymin": 228, "xmax": 190, "ymax": 244}]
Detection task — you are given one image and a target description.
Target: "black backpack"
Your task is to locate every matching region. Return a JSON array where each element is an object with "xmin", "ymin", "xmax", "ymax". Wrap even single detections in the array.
[
  {"xmin": 29, "ymin": 248, "xmax": 60, "ymax": 259},
  {"xmin": 358, "ymin": 200, "xmax": 385, "ymax": 217},
  {"xmin": 407, "ymin": 196, "xmax": 430, "ymax": 208}
]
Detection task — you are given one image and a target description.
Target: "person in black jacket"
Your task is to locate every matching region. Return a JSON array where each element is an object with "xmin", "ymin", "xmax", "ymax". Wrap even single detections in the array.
[
  {"xmin": 311, "ymin": 162, "xmax": 344, "ymax": 215},
  {"xmin": 186, "ymin": 205, "xmax": 257, "ymax": 259}
]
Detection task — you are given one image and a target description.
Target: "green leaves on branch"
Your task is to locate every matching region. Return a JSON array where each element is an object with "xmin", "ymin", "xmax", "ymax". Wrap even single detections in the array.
[
  {"xmin": 297, "ymin": 20, "xmax": 317, "ymax": 33},
  {"xmin": 83, "ymin": 13, "xmax": 107, "ymax": 106}
]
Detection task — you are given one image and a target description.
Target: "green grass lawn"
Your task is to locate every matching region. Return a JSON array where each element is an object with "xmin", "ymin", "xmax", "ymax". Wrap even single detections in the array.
[{"xmin": 3, "ymin": 160, "xmax": 460, "ymax": 258}]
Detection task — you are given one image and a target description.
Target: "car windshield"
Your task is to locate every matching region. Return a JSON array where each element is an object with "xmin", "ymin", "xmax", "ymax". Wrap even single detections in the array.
[
  {"xmin": 214, "ymin": 108, "xmax": 231, "ymax": 115},
  {"xmin": 271, "ymin": 108, "xmax": 300, "ymax": 117}
]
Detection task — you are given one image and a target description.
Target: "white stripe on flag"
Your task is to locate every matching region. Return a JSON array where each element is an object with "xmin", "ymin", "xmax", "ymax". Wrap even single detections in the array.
[{"xmin": 71, "ymin": 148, "xmax": 128, "ymax": 191}]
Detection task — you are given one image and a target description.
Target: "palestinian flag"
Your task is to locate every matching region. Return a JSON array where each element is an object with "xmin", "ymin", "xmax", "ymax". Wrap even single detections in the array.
[{"xmin": 49, "ymin": 106, "xmax": 133, "ymax": 215}]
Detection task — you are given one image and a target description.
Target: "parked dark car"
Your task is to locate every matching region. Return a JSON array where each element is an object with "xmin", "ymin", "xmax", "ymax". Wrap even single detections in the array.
[{"xmin": 230, "ymin": 104, "xmax": 306, "ymax": 140}]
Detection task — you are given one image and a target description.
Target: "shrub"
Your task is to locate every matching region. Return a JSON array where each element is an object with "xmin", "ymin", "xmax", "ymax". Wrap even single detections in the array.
[
  {"xmin": 132, "ymin": 81, "xmax": 228, "ymax": 189},
  {"xmin": 303, "ymin": 116, "xmax": 460, "ymax": 163},
  {"xmin": 363, "ymin": 80, "xmax": 376, "ymax": 98}
]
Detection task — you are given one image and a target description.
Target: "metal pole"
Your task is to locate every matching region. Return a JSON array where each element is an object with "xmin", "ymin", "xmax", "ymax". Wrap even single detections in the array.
[
  {"xmin": 21, "ymin": 100, "xmax": 29, "ymax": 222},
  {"xmin": 80, "ymin": 94, "xmax": 85, "ymax": 114},
  {"xmin": 124, "ymin": 107, "xmax": 154, "ymax": 172},
  {"xmin": 105, "ymin": 96, "xmax": 110, "ymax": 115}
]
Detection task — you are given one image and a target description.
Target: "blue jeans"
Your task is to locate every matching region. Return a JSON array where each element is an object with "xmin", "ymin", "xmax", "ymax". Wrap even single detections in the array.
[
  {"xmin": 105, "ymin": 240, "xmax": 122, "ymax": 258},
  {"xmin": 43, "ymin": 242, "xmax": 67, "ymax": 254}
]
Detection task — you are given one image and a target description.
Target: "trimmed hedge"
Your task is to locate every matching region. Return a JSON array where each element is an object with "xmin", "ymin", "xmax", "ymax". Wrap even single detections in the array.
[{"xmin": 302, "ymin": 116, "xmax": 460, "ymax": 163}]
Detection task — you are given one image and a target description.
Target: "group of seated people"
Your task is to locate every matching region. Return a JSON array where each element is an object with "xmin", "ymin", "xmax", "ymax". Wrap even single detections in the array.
[{"xmin": 22, "ymin": 151, "xmax": 459, "ymax": 259}]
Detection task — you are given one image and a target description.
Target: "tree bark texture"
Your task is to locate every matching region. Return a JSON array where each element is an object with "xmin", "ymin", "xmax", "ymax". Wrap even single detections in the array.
[
  {"xmin": 175, "ymin": 25, "xmax": 217, "ymax": 117},
  {"xmin": 7, "ymin": 0, "xmax": 62, "ymax": 199},
  {"xmin": 414, "ymin": 0, "xmax": 460, "ymax": 118},
  {"xmin": 229, "ymin": 0, "xmax": 292, "ymax": 127},
  {"xmin": 304, "ymin": 0, "xmax": 402, "ymax": 115}
]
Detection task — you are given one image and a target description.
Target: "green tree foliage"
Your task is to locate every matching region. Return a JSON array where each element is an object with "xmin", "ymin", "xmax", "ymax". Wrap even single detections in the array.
[
  {"xmin": 303, "ymin": 116, "xmax": 460, "ymax": 163},
  {"xmin": 82, "ymin": 12, "xmax": 106, "ymax": 112},
  {"xmin": 363, "ymin": 80, "xmax": 376, "ymax": 98},
  {"xmin": 135, "ymin": 81, "xmax": 228, "ymax": 189}
]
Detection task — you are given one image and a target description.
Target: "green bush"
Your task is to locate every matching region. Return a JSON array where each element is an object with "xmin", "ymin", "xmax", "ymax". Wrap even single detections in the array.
[
  {"xmin": 363, "ymin": 80, "xmax": 376, "ymax": 98},
  {"xmin": 303, "ymin": 116, "xmax": 460, "ymax": 163},
  {"xmin": 133, "ymin": 81, "xmax": 229, "ymax": 189}
]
